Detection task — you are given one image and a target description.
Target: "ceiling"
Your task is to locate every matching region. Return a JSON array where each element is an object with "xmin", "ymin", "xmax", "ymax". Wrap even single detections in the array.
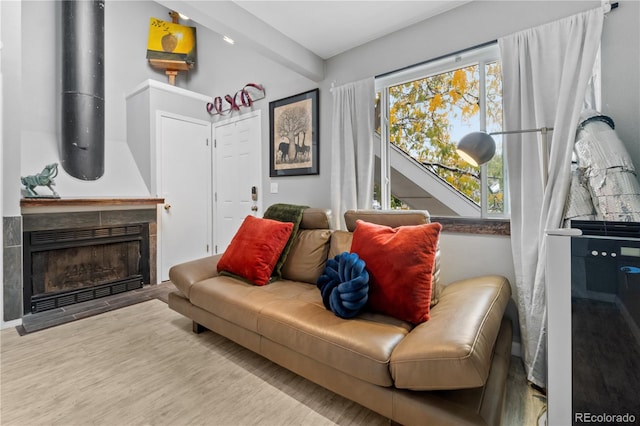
[
  {"xmin": 157, "ymin": 0, "xmax": 471, "ymax": 81},
  {"xmin": 233, "ymin": 1, "xmax": 471, "ymax": 59}
]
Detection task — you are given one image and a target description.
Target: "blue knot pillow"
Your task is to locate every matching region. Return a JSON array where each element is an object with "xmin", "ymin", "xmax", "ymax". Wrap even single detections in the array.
[{"xmin": 317, "ymin": 252, "xmax": 369, "ymax": 319}]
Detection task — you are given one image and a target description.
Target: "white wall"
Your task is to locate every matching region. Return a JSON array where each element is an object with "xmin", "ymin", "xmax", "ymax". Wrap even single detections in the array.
[
  {"xmin": 21, "ymin": 132, "xmax": 149, "ymax": 197},
  {"xmin": 2, "ymin": 1, "xmax": 21, "ymax": 217},
  {"xmin": 19, "ymin": 0, "xmax": 170, "ymax": 197},
  {"xmin": 438, "ymin": 233, "xmax": 515, "ymax": 286},
  {"xmin": 16, "ymin": 0, "xmax": 329, "ymax": 207}
]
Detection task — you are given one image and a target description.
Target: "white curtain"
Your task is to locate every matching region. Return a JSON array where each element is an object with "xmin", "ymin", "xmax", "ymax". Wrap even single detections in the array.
[
  {"xmin": 499, "ymin": 7, "xmax": 603, "ymax": 388},
  {"xmin": 330, "ymin": 78, "xmax": 375, "ymax": 229}
]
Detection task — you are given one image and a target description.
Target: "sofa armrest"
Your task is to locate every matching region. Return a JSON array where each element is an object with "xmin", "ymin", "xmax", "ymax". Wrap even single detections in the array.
[
  {"xmin": 390, "ymin": 275, "xmax": 511, "ymax": 390},
  {"xmin": 169, "ymin": 254, "xmax": 222, "ymax": 299}
]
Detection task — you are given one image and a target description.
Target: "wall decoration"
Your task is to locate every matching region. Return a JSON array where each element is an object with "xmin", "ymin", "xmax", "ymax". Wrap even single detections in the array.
[
  {"xmin": 146, "ymin": 14, "xmax": 196, "ymax": 85},
  {"xmin": 269, "ymin": 89, "xmax": 319, "ymax": 177},
  {"xmin": 207, "ymin": 83, "xmax": 266, "ymax": 116},
  {"xmin": 147, "ymin": 17, "xmax": 196, "ymax": 63}
]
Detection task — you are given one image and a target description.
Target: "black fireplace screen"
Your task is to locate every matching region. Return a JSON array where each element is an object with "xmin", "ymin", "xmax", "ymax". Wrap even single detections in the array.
[{"xmin": 23, "ymin": 224, "xmax": 150, "ymax": 313}]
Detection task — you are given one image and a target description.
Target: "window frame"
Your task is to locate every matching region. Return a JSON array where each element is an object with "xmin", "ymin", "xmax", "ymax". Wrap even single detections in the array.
[{"xmin": 375, "ymin": 42, "xmax": 505, "ymax": 217}]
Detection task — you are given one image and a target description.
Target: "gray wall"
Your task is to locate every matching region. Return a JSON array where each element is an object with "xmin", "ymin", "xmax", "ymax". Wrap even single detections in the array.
[
  {"xmin": 600, "ymin": 0, "xmax": 640, "ymax": 166},
  {"xmin": 323, "ymin": 0, "xmax": 640, "ymax": 179},
  {"xmin": 16, "ymin": 0, "xmax": 327, "ymax": 208}
]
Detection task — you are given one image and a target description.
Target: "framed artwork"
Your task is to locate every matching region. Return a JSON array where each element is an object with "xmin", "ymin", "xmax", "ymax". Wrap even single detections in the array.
[
  {"xmin": 269, "ymin": 89, "xmax": 319, "ymax": 177},
  {"xmin": 146, "ymin": 18, "xmax": 197, "ymax": 65}
]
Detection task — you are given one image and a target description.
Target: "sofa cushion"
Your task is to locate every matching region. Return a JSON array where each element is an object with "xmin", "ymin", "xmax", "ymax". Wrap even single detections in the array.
[
  {"xmin": 258, "ymin": 291, "xmax": 412, "ymax": 387},
  {"xmin": 217, "ymin": 215, "xmax": 293, "ymax": 286},
  {"xmin": 281, "ymin": 229, "xmax": 331, "ymax": 284},
  {"xmin": 390, "ymin": 275, "xmax": 512, "ymax": 390},
  {"xmin": 190, "ymin": 277, "xmax": 315, "ymax": 332},
  {"xmin": 329, "ymin": 230, "xmax": 353, "ymax": 259},
  {"xmin": 350, "ymin": 220, "xmax": 441, "ymax": 324},
  {"xmin": 299, "ymin": 208, "xmax": 332, "ymax": 230}
]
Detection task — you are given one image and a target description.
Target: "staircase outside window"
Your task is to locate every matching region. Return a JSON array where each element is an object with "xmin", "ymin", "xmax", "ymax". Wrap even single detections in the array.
[{"xmin": 375, "ymin": 42, "xmax": 506, "ymax": 217}]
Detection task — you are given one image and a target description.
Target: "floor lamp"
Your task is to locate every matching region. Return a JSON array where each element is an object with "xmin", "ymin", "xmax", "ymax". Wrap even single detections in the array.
[{"xmin": 456, "ymin": 127, "xmax": 553, "ymax": 186}]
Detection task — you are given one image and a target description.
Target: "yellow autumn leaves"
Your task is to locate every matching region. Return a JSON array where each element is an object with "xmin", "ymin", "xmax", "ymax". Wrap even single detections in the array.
[
  {"xmin": 428, "ymin": 93, "xmax": 443, "ymax": 112},
  {"xmin": 386, "ymin": 62, "xmax": 504, "ymax": 211}
]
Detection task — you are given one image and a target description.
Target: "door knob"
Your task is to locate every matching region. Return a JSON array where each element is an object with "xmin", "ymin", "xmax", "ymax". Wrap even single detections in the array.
[{"xmin": 164, "ymin": 204, "xmax": 172, "ymax": 210}]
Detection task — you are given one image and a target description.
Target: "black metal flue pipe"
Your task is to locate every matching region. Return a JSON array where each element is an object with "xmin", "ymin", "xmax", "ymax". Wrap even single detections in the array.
[{"xmin": 61, "ymin": 0, "xmax": 105, "ymax": 180}]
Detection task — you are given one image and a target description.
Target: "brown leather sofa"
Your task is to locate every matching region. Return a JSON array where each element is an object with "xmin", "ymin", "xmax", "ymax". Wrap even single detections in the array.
[{"xmin": 168, "ymin": 209, "xmax": 512, "ymax": 426}]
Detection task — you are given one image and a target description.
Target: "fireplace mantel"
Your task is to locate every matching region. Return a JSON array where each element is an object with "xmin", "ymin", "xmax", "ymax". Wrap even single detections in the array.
[{"xmin": 21, "ymin": 197, "xmax": 165, "ymax": 214}]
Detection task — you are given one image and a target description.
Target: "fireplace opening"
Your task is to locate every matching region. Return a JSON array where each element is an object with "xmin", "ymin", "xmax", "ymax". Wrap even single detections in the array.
[{"xmin": 23, "ymin": 224, "xmax": 150, "ymax": 314}]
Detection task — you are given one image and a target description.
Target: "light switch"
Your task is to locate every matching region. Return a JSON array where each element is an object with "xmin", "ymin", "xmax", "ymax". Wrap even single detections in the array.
[{"xmin": 270, "ymin": 182, "xmax": 278, "ymax": 193}]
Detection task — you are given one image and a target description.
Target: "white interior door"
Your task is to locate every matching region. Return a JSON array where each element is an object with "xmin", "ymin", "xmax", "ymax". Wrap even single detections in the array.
[
  {"xmin": 214, "ymin": 112, "xmax": 262, "ymax": 253},
  {"xmin": 159, "ymin": 112, "xmax": 212, "ymax": 281}
]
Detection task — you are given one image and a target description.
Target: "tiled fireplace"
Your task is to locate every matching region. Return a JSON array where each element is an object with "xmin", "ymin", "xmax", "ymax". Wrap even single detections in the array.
[
  {"xmin": 2, "ymin": 198, "xmax": 162, "ymax": 322},
  {"xmin": 23, "ymin": 223, "xmax": 150, "ymax": 313}
]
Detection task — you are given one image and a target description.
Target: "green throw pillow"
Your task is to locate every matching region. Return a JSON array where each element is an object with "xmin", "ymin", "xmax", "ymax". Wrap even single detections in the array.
[{"xmin": 263, "ymin": 203, "xmax": 309, "ymax": 280}]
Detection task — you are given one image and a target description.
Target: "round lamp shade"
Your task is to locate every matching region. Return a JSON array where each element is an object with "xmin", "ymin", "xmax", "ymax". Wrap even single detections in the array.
[{"xmin": 456, "ymin": 131, "xmax": 496, "ymax": 167}]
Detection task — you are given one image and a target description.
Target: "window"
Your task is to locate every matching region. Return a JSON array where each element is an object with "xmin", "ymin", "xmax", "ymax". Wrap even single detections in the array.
[{"xmin": 375, "ymin": 43, "xmax": 505, "ymax": 217}]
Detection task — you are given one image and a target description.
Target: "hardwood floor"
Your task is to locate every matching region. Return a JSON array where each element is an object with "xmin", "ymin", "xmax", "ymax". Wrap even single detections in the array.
[
  {"xmin": 504, "ymin": 356, "xmax": 547, "ymax": 426},
  {"xmin": 2, "ymin": 299, "xmax": 387, "ymax": 426},
  {"xmin": 3, "ymin": 285, "xmax": 545, "ymax": 425}
]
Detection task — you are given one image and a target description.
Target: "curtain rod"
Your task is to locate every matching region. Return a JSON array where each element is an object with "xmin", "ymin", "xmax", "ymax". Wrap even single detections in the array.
[
  {"xmin": 375, "ymin": 39, "xmax": 496, "ymax": 80},
  {"xmin": 376, "ymin": 3, "xmax": 618, "ymax": 81}
]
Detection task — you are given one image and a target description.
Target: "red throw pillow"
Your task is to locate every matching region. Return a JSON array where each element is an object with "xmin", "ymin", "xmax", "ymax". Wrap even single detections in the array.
[
  {"xmin": 350, "ymin": 219, "xmax": 442, "ymax": 324},
  {"xmin": 217, "ymin": 216, "xmax": 294, "ymax": 286}
]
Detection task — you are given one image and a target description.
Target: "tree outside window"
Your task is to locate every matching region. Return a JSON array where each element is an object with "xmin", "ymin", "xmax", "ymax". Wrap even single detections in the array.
[{"xmin": 378, "ymin": 45, "xmax": 505, "ymax": 216}]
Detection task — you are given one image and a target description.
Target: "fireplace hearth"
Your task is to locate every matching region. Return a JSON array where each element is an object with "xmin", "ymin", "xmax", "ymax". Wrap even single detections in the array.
[{"xmin": 23, "ymin": 224, "xmax": 150, "ymax": 314}]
